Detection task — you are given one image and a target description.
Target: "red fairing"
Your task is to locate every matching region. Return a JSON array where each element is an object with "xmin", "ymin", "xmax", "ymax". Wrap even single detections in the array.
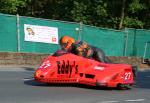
[{"xmin": 34, "ymin": 53, "xmax": 135, "ymax": 88}]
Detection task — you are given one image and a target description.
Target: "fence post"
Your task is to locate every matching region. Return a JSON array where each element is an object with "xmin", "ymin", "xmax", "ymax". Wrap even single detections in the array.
[
  {"xmin": 76, "ymin": 22, "xmax": 83, "ymax": 41},
  {"xmin": 143, "ymin": 42, "xmax": 150, "ymax": 63},
  {"xmin": 16, "ymin": 14, "xmax": 20, "ymax": 52},
  {"xmin": 123, "ymin": 28, "xmax": 128, "ymax": 56},
  {"xmin": 79, "ymin": 22, "xmax": 83, "ymax": 40}
]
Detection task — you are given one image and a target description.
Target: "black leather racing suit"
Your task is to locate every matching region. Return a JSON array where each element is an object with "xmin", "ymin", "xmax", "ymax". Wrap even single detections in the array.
[
  {"xmin": 90, "ymin": 46, "xmax": 111, "ymax": 63},
  {"xmin": 71, "ymin": 41, "xmax": 112, "ymax": 63}
]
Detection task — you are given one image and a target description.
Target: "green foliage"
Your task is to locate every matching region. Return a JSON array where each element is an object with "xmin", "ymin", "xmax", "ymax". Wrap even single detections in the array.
[
  {"xmin": 0, "ymin": 0, "xmax": 27, "ymax": 14},
  {"xmin": 71, "ymin": 1, "xmax": 88, "ymax": 23},
  {"xmin": 71, "ymin": 0, "xmax": 108, "ymax": 26},
  {"xmin": 94, "ymin": 0, "xmax": 108, "ymax": 17},
  {"xmin": 0, "ymin": 0, "xmax": 149, "ymax": 29},
  {"xmin": 123, "ymin": 17, "xmax": 144, "ymax": 28},
  {"xmin": 129, "ymin": 0, "xmax": 146, "ymax": 13}
]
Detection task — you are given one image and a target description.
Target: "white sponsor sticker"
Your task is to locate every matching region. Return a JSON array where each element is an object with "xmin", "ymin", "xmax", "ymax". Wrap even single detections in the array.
[
  {"xmin": 39, "ymin": 60, "xmax": 51, "ymax": 69},
  {"xmin": 94, "ymin": 66, "xmax": 105, "ymax": 70}
]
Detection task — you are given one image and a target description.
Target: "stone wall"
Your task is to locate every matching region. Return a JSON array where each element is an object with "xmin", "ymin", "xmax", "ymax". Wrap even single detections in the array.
[
  {"xmin": 0, "ymin": 52, "xmax": 149, "ymax": 69},
  {"xmin": 108, "ymin": 56, "xmax": 149, "ymax": 69},
  {"xmin": 0, "ymin": 52, "xmax": 49, "ymax": 67}
]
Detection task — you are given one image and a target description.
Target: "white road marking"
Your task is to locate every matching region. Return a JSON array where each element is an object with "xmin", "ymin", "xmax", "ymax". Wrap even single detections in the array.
[
  {"xmin": 23, "ymin": 77, "xmax": 34, "ymax": 81},
  {"xmin": 101, "ymin": 101, "xmax": 119, "ymax": 103},
  {"xmin": 0, "ymin": 68, "xmax": 35, "ymax": 72},
  {"xmin": 100, "ymin": 99, "xmax": 145, "ymax": 103},
  {"xmin": 124, "ymin": 99, "xmax": 145, "ymax": 102}
]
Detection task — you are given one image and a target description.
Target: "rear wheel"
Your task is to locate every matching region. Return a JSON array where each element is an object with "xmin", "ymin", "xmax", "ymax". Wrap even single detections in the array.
[
  {"xmin": 132, "ymin": 65, "xmax": 138, "ymax": 79},
  {"xmin": 117, "ymin": 84, "xmax": 132, "ymax": 90}
]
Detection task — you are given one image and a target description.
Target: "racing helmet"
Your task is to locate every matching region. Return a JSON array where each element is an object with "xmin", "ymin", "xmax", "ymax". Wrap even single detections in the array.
[{"xmin": 59, "ymin": 36, "xmax": 75, "ymax": 49}]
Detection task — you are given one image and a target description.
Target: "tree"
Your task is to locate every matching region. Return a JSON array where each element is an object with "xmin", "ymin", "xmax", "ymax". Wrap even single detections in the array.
[
  {"xmin": 119, "ymin": 0, "xmax": 126, "ymax": 29},
  {"xmin": 0, "ymin": 0, "xmax": 27, "ymax": 14},
  {"xmin": 71, "ymin": 0, "xmax": 108, "ymax": 27},
  {"xmin": 0, "ymin": 0, "xmax": 149, "ymax": 29},
  {"xmin": 124, "ymin": 0, "xmax": 146, "ymax": 28}
]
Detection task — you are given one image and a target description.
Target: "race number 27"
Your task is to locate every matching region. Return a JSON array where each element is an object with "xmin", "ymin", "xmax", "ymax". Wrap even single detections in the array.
[{"xmin": 124, "ymin": 72, "xmax": 131, "ymax": 80}]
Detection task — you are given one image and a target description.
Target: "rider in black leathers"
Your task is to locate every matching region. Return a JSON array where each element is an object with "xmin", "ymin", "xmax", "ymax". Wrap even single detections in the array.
[{"xmin": 54, "ymin": 36, "xmax": 111, "ymax": 63}]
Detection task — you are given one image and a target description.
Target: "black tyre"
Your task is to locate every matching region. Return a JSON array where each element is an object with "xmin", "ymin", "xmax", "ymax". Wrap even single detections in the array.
[{"xmin": 117, "ymin": 84, "xmax": 131, "ymax": 90}]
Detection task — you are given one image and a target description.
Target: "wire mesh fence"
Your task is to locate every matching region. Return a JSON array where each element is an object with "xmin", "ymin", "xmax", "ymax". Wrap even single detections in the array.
[{"xmin": 0, "ymin": 13, "xmax": 150, "ymax": 58}]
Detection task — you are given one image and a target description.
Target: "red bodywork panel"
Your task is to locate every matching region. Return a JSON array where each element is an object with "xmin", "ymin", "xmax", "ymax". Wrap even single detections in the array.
[{"xmin": 34, "ymin": 53, "xmax": 134, "ymax": 87}]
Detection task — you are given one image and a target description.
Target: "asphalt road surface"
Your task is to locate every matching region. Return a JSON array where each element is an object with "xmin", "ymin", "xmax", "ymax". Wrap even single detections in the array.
[{"xmin": 0, "ymin": 67, "xmax": 150, "ymax": 103}]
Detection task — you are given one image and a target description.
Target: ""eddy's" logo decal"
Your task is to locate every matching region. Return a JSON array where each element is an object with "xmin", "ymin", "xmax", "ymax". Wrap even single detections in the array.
[{"xmin": 57, "ymin": 60, "xmax": 78, "ymax": 77}]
